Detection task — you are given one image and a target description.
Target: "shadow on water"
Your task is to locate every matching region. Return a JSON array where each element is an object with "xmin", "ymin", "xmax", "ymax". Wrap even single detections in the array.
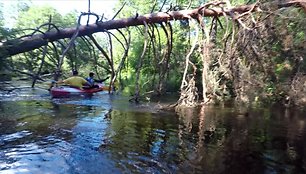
[{"xmin": 0, "ymin": 85, "xmax": 306, "ymax": 173}]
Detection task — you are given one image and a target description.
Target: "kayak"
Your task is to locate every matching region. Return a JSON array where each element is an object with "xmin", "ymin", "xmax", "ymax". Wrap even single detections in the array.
[{"xmin": 50, "ymin": 84, "xmax": 110, "ymax": 98}]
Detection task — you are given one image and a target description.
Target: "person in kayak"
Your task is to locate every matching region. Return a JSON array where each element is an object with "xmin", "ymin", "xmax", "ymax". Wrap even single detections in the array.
[
  {"xmin": 57, "ymin": 70, "xmax": 90, "ymax": 89},
  {"xmin": 85, "ymin": 72, "xmax": 109, "ymax": 88}
]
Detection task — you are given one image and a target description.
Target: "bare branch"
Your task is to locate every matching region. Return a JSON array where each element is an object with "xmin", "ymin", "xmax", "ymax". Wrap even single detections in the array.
[{"xmin": 111, "ymin": 2, "xmax": 126, "ymax": 20}]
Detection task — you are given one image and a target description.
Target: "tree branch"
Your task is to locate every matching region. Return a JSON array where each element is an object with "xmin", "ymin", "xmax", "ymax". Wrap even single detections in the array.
[{"xmin": 0, "ymin": 0, "xmax": 304, "ymax": 58}]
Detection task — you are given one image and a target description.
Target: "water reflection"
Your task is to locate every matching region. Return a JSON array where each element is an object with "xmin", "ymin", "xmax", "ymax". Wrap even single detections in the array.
[{"xmin": 0, "ymin": 88, "xmax": 306, "ymax": 173}]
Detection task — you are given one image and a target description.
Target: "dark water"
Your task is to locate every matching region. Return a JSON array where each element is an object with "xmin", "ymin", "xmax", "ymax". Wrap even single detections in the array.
[{"xmin": 0, "ymin": 87, "xmax": 306, "ymax": 174}]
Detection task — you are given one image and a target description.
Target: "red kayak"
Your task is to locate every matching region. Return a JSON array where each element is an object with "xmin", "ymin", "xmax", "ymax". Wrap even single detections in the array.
[{"xmin": 50, "ymin": 84, "xmax": 110, "ymax": 98}]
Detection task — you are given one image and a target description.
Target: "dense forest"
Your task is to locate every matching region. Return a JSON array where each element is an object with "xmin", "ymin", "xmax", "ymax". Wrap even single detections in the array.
[{"xmin": 0, "ymin": 0, "xmax": 305, "ymax": 109}]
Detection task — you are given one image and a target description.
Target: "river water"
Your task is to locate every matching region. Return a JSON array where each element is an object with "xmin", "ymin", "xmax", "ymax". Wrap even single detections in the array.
[{"xmin": 0, "ymin": 86, "xmax": 306, "ymax": 174}]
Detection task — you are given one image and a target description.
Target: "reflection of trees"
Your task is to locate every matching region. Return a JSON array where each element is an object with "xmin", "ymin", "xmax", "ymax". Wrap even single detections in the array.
[
  {"xmin": 101, "ymin": 106, "xmax": 229, "ymax": 173},
  {"xmin": 0, "ymin": 99, "xmax": 106, "ymax": 173},
  {"xmin": 98, "ymin": 105, "xmax": 306, "ymax": 173},
  {"xmin": 179, "ymin": 105, "xmax": 306, "ymax": 174},
  {"xmin": 0, "ymin": 100, "xmax": 93, "ymax": 144},
  {"xmin": 276, "ymin": 108, "xmax": 306, "ymax": 173},
  {"xmin": 176, "ymin": 106, "xmax": 224, "ymax": 173},
  {"xmin": 101, "ymin": 109, "xmax": 183, "ymax": 173},
  {"xmin": 220, "ymin": 109, "xmax": 265, "ymax": 174}
]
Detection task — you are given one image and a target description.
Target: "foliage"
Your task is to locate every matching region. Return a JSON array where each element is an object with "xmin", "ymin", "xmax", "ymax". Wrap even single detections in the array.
[
  {"xmin": 15, "ymin": 5, "xmax": 62, "ymax": 30},
  {"xmin": 0, "ymin": 2, "xmax": 5, "ymax": 72},
  {"xmin": 3, "ymin": 4, "xmax": 111, "ymax": 82},
  {"xmin": 226, "ymin": 6, "xmax": 306, "ymax": 106},
  {"xmin": 114, "ymin": 0, "xmax": 202, "ymax": 96},
  {"xmin": 0, "ymin": 2, "xmax": 4, "ymax": 27}
]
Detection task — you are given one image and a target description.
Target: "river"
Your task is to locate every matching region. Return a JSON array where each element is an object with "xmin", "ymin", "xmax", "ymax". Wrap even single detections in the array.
[{"xmin": 0, "ymin": 85, "xmax": 306, "ymax": 174}]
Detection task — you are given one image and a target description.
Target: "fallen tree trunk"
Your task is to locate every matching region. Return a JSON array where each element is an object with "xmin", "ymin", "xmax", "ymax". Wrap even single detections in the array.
[{"xmin": 0, "ymin": 0, "xmax": 304, "ymax": 58}]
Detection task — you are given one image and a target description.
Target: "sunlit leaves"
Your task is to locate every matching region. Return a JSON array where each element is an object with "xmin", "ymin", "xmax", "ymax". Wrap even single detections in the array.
[
  {"xmin": 15, "ymin": 5, "xmax": 62, "ymax": 32},
  {"xmin": 0, "ymin": 2, "xmax": 4, "ymax": 27}
]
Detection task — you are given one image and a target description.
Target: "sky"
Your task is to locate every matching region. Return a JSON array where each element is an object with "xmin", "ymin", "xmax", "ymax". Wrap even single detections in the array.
[{"xmin": 1, "ymin": 0, "xmax": 118, "ymax": 28}]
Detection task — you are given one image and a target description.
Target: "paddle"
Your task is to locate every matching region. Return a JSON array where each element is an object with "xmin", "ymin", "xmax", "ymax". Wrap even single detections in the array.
[{"xmin": 37, "ymin": 80, "xmax": 58, "ymax": 91}]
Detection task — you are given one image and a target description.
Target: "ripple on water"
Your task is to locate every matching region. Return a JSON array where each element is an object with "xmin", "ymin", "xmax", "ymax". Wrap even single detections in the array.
[
  {"xmin": 2, "ymin": 84, "xmax": 306, "ymax": 174},
  {"xmin": 0, "ymin": 86, "xmax": 51, "ymax": 102},
  {"xmin": 1, "ymin": 130, "xmax": 32, "ymax": 143},
  {"xmin": 50, "ymin": 93, "xmax": 113, "ymax": 109},
  {"xmin": 1, "ymin": 140, "xmax": 73, "ymax": 174}
]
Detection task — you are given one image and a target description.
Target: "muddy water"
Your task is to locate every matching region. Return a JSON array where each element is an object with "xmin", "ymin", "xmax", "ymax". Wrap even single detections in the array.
[{"xmin": 0, "ymin": 87, "xmax": 306, "ymax": 174}]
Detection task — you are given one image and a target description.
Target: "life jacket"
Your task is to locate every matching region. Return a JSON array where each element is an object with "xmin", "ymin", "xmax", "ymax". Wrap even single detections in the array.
[{"xmin": 86, "ymin": 77, "xmax": 95, "ymax": 86}]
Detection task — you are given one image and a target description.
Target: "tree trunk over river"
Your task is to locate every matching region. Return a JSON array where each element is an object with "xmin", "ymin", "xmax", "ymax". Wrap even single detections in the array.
[{"xmin": 1, "ymin": 0, "xmax": 304, "ymax": 58}]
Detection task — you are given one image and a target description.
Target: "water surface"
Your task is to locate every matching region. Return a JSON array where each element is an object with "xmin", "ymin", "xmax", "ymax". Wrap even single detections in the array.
[{"xmin": 0, "ymin": 87, "xmax": 306, "ymax": 174}]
